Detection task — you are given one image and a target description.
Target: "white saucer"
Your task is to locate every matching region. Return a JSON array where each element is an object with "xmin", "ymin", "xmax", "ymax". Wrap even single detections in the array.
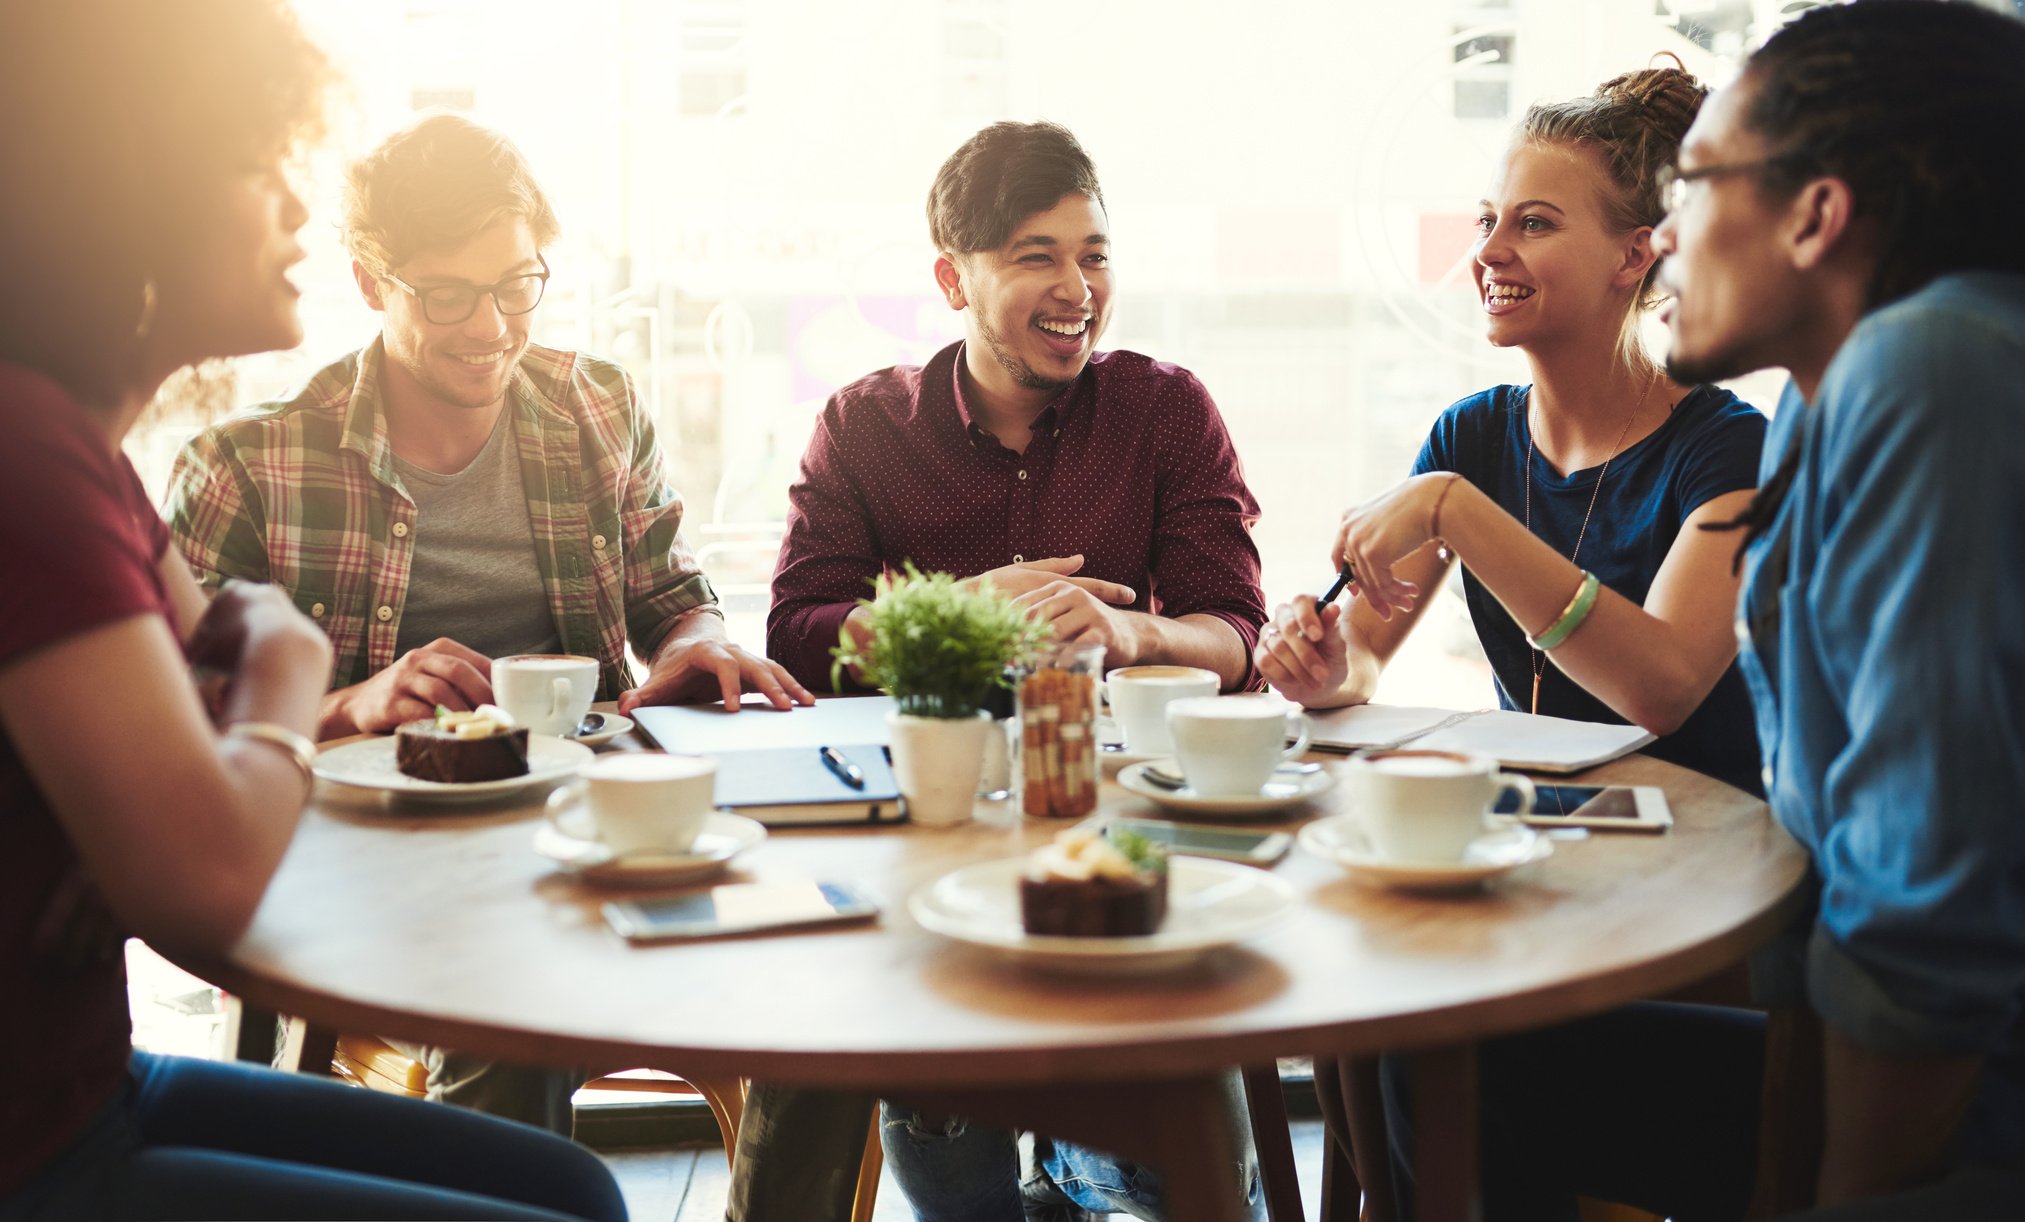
[
  {"xmin": 534, "ymin": 806, "xmax": 766, "ymax": 887},
  {"xmin": 314, "ymin": 734, "xmax": 593, "ymax": 803},
  {"xmin": 1117, "ymin": 759, "xmax": 1335, "ymax": 818},
  {"xmin": 1299, "ymin": 818, "xmax": 1551, "ymax": 892},
  {"xmin": 568, "ymin": 712, "xmax": 634, "ymax": 748},
  {"xmin": 909, "ymin": 856, "xmax": 1293, "ymax": 975}
]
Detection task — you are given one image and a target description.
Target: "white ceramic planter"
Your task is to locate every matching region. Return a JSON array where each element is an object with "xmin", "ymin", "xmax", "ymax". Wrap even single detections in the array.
[{"xmin": 887, "ymin": 709, "xmax": 991, "ymax": 827}]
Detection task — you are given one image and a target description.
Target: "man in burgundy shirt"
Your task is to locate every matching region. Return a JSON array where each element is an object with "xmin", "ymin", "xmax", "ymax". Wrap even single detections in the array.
[
  {"xmin": 740, "ymin": 122, "xmax": 1265, "ymax": 1222},
  {"xmin": 767, "ymin": 120, "xmax": 1266, "ymax": 694}
]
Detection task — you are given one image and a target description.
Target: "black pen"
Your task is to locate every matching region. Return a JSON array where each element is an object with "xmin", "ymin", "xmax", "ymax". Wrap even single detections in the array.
[
  {"xmin": 818, "ymin": 745, "xmax": 866, "ymax": 790},
  {"xmin": 1319, "ymin": 564, "xmax": 1356, "ymax": 605}
]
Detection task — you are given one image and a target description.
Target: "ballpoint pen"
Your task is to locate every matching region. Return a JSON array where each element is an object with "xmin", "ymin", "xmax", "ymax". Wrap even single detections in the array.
[{"xmin": 818, "ymin": 745, "xmax": 866, "ymax": 790}]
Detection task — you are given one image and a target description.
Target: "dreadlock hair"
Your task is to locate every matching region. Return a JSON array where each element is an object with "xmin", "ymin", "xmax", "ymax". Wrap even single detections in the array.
[{"xmin": 1712, "ymin": 0, "xmax": 2025, "ymax": 561}]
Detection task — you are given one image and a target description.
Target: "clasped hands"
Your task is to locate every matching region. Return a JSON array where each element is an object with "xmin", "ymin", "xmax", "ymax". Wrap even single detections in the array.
[{"xmin": 969, "ymin": 554, "xmax": 1141, "ymax": 657}]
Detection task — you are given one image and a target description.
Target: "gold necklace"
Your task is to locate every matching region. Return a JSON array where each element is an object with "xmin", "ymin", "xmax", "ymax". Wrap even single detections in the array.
[{"xmin": 1521, "ymin": 368, "xmax": 1658, "ymax": 714}]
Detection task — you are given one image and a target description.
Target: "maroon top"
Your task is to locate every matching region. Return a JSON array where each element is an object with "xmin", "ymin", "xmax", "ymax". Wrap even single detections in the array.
[
  {"xmin": 1, "ymin": 364, "xmax": 173, "ymax": 1195},
  {"xmin": 769, "ymin": 342, "xmax": 1266, "ymax": 691}
]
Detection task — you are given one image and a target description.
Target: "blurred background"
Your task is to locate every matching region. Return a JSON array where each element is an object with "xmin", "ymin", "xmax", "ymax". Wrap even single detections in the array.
[{"xmin": 132, "ymin": 0, "xmax": 1843, "ymax": 711}]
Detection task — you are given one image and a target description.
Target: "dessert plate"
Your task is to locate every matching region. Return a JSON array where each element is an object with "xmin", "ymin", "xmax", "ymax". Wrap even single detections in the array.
[
  {"xmin": 909, "ymin": 856, "xmax": 1293, "ymax": 975},
  {"xmin": 1117, "ymin": 759, "xmax": 1334, "ymax": 818},
  {"xmin": 314, "ymin": 734, "xmax": 593, "ymax": 803},
  {"xmin": 1299, "ymin": 817, "xmax": 1551, "ymax": 892},
  {"xmin": 534, "ymin": 806, "xmax": 766, "ymax": 887},
  {"xmin": 568, "ymin": 712, "xmax": 635, "ymax": 749}
]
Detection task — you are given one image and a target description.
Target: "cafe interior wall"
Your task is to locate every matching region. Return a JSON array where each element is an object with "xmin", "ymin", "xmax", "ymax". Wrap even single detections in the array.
[{"xmin": 126, "ymin": 0, "xmax": 1796, "ymax": 710}]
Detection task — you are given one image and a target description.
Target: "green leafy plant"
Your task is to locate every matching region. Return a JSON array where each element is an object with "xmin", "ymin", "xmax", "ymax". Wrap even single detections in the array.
[{"xmin": 830, "ymin": 563, "xmax": 1046, "ymax": 718}]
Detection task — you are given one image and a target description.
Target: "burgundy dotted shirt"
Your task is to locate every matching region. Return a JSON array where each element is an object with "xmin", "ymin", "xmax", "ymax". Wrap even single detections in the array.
[{"xmin": 768, "ymin": 341, "xmax": 1266, "ymax": 691}]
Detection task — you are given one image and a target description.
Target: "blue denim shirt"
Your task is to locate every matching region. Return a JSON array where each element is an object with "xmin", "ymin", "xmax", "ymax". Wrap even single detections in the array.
[{"xmin": 1737, "ymin": 272, "xmax": 2025, "ymax": 1164}]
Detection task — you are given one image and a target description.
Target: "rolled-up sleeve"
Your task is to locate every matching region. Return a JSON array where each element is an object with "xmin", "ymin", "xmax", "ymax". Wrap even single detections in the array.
[
  {"xmin": 1803, "ymin": 308, "xmax": 2025, "ymax": 1056},
  {"xmin": 1147, "ymin": 374, "xmax": 1267, "ymax": 690}
]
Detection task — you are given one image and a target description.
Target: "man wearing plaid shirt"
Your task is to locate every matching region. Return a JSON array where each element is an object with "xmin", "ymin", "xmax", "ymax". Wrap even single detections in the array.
[
  {"xmin": 168, "ymin": 113, "xmax": 808, "ymax": 743},
  {"xmin": 164, "ymin": 114, "xmax": 810, "ymax": 1134}
]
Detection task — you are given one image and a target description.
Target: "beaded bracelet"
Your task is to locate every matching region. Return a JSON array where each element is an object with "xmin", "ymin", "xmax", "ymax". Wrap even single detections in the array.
[{"xmin": 1528, "ymin": 570, "xmax": 1600, "ymax": 651}]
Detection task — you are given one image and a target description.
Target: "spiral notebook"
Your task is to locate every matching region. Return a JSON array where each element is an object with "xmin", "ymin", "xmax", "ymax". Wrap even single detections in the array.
[{"xmin": 1304, "ymin": 704, "xmax": 1654, "ymax": 773}]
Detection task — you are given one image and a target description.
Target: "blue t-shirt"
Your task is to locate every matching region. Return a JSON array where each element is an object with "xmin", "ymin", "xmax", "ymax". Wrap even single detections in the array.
[{"xmin": 1412, "ymin": 383, "xmax": 1767, "ymax": 794}]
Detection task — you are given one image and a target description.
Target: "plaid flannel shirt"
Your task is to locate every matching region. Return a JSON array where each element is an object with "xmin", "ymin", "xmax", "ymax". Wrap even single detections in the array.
[{"xmin": 165, "ymin": 339, "xmax": 716, "ymax": 700}]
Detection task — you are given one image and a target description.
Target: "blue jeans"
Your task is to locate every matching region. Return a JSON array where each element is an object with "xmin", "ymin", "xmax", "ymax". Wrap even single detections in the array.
[{"xmin": 0, "ymin": 1052, "xmax": 626, "ymax": 1221}]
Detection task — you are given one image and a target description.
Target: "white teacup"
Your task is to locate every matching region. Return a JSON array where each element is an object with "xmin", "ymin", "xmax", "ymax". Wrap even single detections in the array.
[
  {"xmin": 1346, "ymin": 750, "xmax": 1535, "ymax": 863},
  {"xmin": 548, "ymin": 752, "xmax": 715, "ymax": 856},
  {"xmin": 1165, "ymin": 695, "xmax": 1312, "ymax": 797},
  {"xmin": 1105, "ymin": 665, "xmax": 1220, "ymax": 755},
  {"xmin": 495, "ymin": 653, "xmax": 598, "ymax": 737}
]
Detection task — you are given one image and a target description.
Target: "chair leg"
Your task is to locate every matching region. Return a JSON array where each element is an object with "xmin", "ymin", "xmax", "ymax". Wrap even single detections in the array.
[
  {"xmin": 850, "ymin": 1111, "xmax": 883, "ymax": 1222},
  {"xmin": 220, "ymin": 996, "xmax": 280, "ymax": 1064},
  {"xmin": 683, "ymin": 1076, "xmax": 749, "ymax": 1169},
  {"xmin": 1310, "ymin": 1056, "xmax": 1363, "ymax": 1222},
  {"xmin": 276, "ymin": 1017, "xmax": 339, "ymax": 1077},
  {"xmin": 1340, "ymin": 1057, "xmax": 1399, "ymax": 1222},
  {"xmin": 1241, "ymin": 1063, "xmax": 1306, "ymax": 1222}
]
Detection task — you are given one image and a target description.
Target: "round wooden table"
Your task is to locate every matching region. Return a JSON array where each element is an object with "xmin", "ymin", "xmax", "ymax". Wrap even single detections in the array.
[{"xmin": 196, "ymin": 734, "xmax": 1806, "ymax": 1222}]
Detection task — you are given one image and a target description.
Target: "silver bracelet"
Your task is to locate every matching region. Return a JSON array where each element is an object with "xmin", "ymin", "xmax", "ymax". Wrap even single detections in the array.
[{"xmin": 224, "ymin": 722, "xmax": 317, "ymax": 797}]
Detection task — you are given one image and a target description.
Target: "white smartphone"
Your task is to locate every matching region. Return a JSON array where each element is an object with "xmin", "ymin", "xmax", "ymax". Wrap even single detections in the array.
[
  {"xmin": 1108, "ymin": 818, "xmax": 1293, "ymax": 865},
  {"xmin": 603, "ymin": 881, "xmax": 879, "ymax": 943},
  {"xmin": 1494, "ymin": 784, "xmax": 1672, "ymax": 832}
]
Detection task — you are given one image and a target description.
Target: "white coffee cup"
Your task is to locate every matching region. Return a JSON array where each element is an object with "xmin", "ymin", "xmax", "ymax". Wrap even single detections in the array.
[
  {"xmin": 1105, "ymin": 665, "xmax": 1220, "ymax": 755},
  {"xmin": 548, "ymin": 752, "xmax": 715, "ymax": 856},
  {"xmin": 1164, "ymin": 695, "xmax": 1313, "ymax": 797},
  {"xmin": 1346, "ymin": 750, "xmax": 1535, "ymax": 863},
  {"xmin": 495, "ymin": 653, "xmax": 598, "ymax": 737}
]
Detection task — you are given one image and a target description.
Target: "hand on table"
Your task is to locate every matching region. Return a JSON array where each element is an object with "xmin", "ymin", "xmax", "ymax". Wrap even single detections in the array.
[{"xmin": 619, "ymin": 638, "xmax": 814, "ymax": 713}]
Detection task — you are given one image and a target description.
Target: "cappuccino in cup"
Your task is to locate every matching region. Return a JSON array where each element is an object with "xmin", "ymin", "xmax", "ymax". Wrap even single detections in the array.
[
  {"xmin": 1346, "ymin": 750, "xmax": 1534, "ymax": 862},
  {"xmin": 1104, "ymin": 665, "xmax": 1219, "ymax": 755},
  {"xmin": 1164, "ymin": 695, "xmax": 1312, "ymax": 797},
  {"xmin": 495, "ymin": 653, "xmax": 598, "ymax": 737}
]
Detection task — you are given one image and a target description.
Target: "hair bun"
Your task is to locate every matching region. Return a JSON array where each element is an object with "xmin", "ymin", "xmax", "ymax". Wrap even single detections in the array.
[{"xmin": 1596, "ymin": 60, "xmax": 1706, "ymax": 142}]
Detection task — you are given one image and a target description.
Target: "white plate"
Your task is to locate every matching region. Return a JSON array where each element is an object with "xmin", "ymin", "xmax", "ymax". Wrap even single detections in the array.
[
  {"xmin": 1117, "ymin": 759, "xmax": 1335, "ymax": 818},
  {"xmin": 314, "ymin": 734, "xmax": 593, "ymax": 803},
  {"xmin": 910, "ymin": 856, "xmax": 1294, "ymax": 975},
  {"xmin": 568, "ymin": 712, "xmax": 635, "ymax": 748},
  {"xmin": 534, "ymin": 806, "xmax": 766, "ymax": 887},
  {"xmin": 1299, "ymin": 817, "xmax": 1551, "ymax": 892}
]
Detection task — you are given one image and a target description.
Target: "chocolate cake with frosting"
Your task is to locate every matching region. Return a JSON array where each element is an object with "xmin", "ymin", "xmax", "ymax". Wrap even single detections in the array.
[
  {"xmin": 1019, "ymin": 827, "xmax": 1169, "ymax": 937},
  {"xmin": 395, "ymin": 705, "xmax": 530, "ymax": 783}
]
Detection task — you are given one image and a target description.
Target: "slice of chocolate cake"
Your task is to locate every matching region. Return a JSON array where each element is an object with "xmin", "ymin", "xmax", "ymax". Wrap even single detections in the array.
[
  {"xmin": 1020, "ymin": 828, "xmax": 1169, "ymax": 938},
  {"xmin": 395, "ymin": 706, "xmax": 530, "ymax": 783}
]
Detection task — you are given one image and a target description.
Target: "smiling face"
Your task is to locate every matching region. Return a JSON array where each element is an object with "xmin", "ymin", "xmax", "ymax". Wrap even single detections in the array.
[
  {"xmin": 361, "ymin": 214, "xmax": 539, "ymax": 413},
  {"xmin": 1473, "ymin": 142, "xmax": 1650, "ymax": 355},
  {"xmin": 941, "ymin": 192, "xmax": 1112, "ymax": 402},
  {"xmin": 1653, "ymin": 75, "xmax": 1803, "ymax": 387},
  {"xmin": 153, "ymin": 165, "xmax": 311, "ymax": 365}
]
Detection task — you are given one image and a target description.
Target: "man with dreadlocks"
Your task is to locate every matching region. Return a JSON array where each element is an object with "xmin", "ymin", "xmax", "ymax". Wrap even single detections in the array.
[{"xmin": 1378, "ymin": 3, "xmax": 2025, "ymax": 1220}]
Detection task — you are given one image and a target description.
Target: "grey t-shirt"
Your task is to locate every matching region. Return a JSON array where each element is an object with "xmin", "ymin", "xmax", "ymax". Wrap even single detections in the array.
[{"xmin": 392, "ymin": 412, "xmax": 561, "ymax": 660}]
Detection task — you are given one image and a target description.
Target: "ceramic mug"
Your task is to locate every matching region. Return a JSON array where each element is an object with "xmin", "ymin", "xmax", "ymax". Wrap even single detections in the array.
[
  {"xmin": 1345, "ymin": 749, "xmax": 1534, "ymax": 863},
  {"xmin": 547, "ymin": 752, "xmax": 715, "ymax": 856},
  {"xmin": 494, "ymin": 653, "xmax": 598, "ymax": 737},
  {"xmin": 1104, "ymin": 665, "xmax": 1220, "ymax": 755},
  {"xmin": 1164, "ymin": 695, "xmax": 1313, "ymax": 797}
]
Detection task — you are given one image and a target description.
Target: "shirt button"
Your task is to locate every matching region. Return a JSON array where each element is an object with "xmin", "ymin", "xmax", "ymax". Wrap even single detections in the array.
[
  {"xmin": 392, "ymin": 521, "xmax": 409, "ymax": 539},
  {"xmin": 592, "ymin": 534, "xmax": 608, "ymax": 551},
  {"xmin": 376, "ymin": 605, "xmax": 393, "ymax": 623},
  {"xmin": 1761, "ymin": 765, "xmax": 1775, "ymax": 792},
  {"xmin": 1013, "ymin": 554, "xmax": 1024, "ymax": 564},
  {"xmin": 309, "ymin": 602, "xmax": 325, "ymax": 619},
  {"xmin": 1052, "ymin": 429, "xmax": 1060, "ymax": 438},
  {"xmin": 1734, "ymin": 618, "xmax": 1750, "ymax": 647},
  {"xmin": 1017, "ymin": 469, "xmax": 1029, "ymax": 481}
]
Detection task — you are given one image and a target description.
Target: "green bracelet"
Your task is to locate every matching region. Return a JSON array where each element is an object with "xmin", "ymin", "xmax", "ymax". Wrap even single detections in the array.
[{"xmin": 1529, "ymin": 570, "xmax": 1600, "ymax": 651}]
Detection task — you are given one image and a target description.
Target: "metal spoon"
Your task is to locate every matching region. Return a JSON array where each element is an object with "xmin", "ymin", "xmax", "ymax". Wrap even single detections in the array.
[
  {"xmin": 1140, "ymin": 761, "xmax": 1321, "ymax": 790},
  {"xmin": 574, "ymin": 712, "xmax": 606, "ymax": 738}
]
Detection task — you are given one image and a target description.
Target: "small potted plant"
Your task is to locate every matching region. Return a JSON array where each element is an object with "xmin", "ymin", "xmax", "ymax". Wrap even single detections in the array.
[{"xmin": 831, "ymin": 564, "xmax": 1045, "ymax": 825}]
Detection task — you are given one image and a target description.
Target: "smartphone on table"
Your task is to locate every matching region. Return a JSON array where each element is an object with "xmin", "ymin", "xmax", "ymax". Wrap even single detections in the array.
[
  {"xmin": 1493, "ymin": 784, "xmax": 1672, "ymax": 832},
  {"xmin": 603, "ymin": 881, "xmax": 879, "ymax": 943},
  {"xmin": 1106, "ymin": 818, "xmax": 1293, "ymax": 865}
]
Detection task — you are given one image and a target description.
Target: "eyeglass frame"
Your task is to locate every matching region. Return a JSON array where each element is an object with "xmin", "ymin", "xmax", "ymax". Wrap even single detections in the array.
[
  {"xmin": 1657, "ymin": 154, "xmax": 1809, "ymax": 215},
  {"xmin": 383, "ymin": 254, "xmax": 551, "ymax": 326}
]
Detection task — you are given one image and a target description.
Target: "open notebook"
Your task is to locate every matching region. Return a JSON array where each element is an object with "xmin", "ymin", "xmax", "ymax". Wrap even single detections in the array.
[
  {"xmin": 633, "ymin": 697, "xmax": 906, "ymax": 825},
  {"xmin": 1304, "ymin": 704, "xmax": 1654, "ymax": 773}
]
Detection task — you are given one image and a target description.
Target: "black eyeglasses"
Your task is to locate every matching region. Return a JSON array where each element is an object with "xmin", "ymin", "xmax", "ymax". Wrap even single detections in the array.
[
  {"xmin": 386, "ymin": 255, "xmax": 550, "ymax": 325},
  {"xmin": 1657, "ymin": 156, "xmax": 1805, "ymax": 214}
]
